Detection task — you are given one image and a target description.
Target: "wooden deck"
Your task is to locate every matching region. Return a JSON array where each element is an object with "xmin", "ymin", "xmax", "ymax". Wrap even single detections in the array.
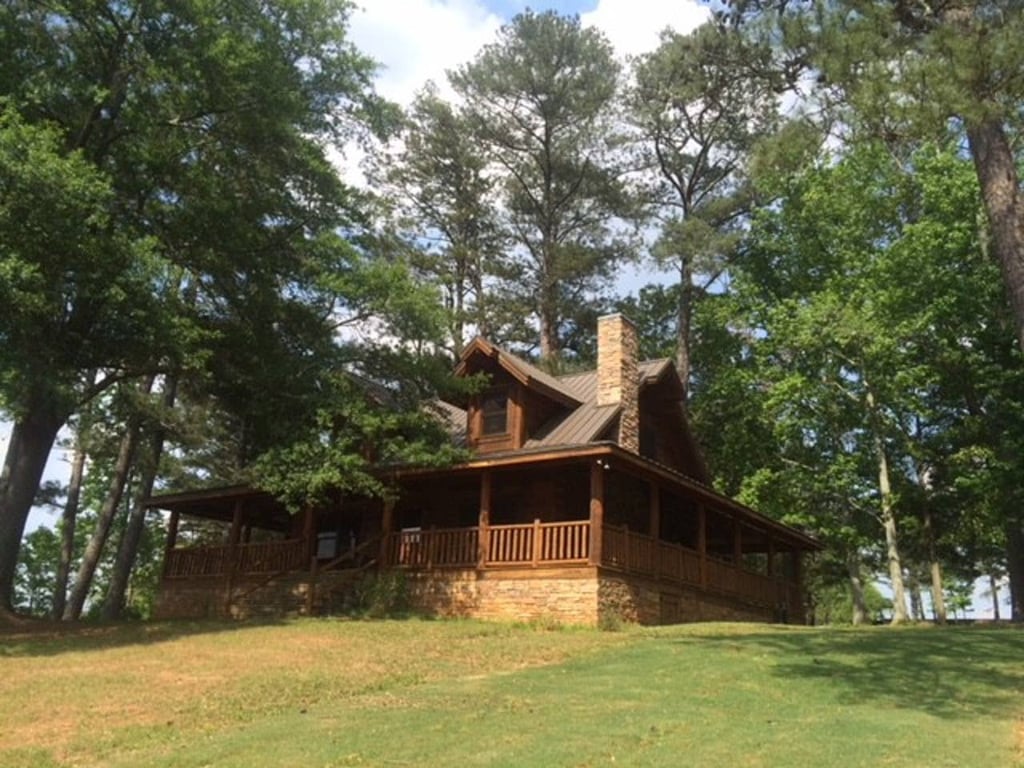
[{"xmin": 163, "ymin": 521, "xmax": 800, "ymax": 614}]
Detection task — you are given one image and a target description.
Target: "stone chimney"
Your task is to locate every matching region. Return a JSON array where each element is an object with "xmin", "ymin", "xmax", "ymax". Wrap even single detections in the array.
[{"xmin": 596, "ymin": 313, "xmax": 639, "ymax": 453}]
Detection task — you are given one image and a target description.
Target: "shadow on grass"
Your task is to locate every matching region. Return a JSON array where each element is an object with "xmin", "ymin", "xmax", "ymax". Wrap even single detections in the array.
[
  {"xmin": 0, "ymin": 616, "xmax": 294, "ymax": 657},
  {"xmin": 673, "ymin": 624, "xmax": 1024, "ymax": 721},
  {"xmin": 0, "ymin": 608, "xmax": 440, "ymax": 658}
]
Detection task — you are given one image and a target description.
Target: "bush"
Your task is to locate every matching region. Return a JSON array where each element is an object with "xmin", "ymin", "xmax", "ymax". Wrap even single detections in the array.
[{"xmin": 345, "ymin": 571, "xmax": 409, "ymax": 618}]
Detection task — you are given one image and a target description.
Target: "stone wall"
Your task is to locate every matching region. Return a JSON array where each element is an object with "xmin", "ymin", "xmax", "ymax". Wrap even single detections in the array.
[
  {"xmin": 155, "ymin": 566, "xmax": 785, "ymax": 626},
  {"xmin": 155, "ymin": 573, "xmax": 313, "ymax": 620},
  {"xmin": 404, "ymin": 567, "xmax": 600, "ymax": 625},
  {"xmin": 598, "ymin": 572, "xmax": 777, "ymax": 625}
]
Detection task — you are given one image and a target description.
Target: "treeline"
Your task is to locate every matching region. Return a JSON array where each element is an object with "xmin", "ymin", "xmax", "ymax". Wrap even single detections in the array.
[{"xmin": 2, "ymin": 1, "xmax": 1022, "ymax": 623}]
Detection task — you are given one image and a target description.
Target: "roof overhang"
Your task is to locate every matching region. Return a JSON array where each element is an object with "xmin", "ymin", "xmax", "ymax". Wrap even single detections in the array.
[
  {"xmin": 389, "ymin": 442, "xmax": 822, "ymax": 551},
  {"xmin": 454, "ymin": 337, "xmax": 582, "ymax": 408},
  {"xmin": 146, "ymin": 446, "xmax": 821, "ymax": 551}
]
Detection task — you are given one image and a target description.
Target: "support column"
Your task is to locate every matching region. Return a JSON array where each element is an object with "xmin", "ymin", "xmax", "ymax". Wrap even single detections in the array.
[
  {"xmin": 648, "ymin": 482, "xmax": 660, "ymax": 540},
  {"xmin": 379, "ymin": 498, "xmax": 395, "ymax": 566},
  {"xmin": 302, "ymin": 504, "xmax": 316, "ymax": 560},
  {"xmin": 225, "ymin": 499, "xmax": 244, "ymax": 614},
  {"xmin": 697, "ymin": 504, "xmax": 707, "ymax": 588},
  {"xmin": 228, "ymin": 500, "xmax": 244, "ymax": 551},
  {"xmin": 792, "ymin": 551, "xmax": 804, "ymax": 621},
  {"xmin": 589, "ymin": 461, "xmax": 605, "ymax": 566},
  {"xmin": 478, "ymin": 471, "xmax": 492, "ymax": 568},
  {"xmin": 767, "ymin": 536, "xmax": 776, "ymax": 577},
  {"xmin": 733, "ymin": 517, "xmax": 743, "ymax": 566},
  {"xmin": 161, "ymin": 509, "xmax": 180, "ymax": 580}
]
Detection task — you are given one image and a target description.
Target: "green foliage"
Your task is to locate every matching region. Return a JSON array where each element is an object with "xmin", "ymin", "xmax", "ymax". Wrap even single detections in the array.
[
  {"xmin": 812, "ymin": 581, "xmax": 892, "ymax": 626},
  {"xmin": 370, "ymin": 84, "xmax": 508, "ymax": 355},
  {"xmin": 627, "ymin": 22, "xmax": 780, "ymax": 383},
  {"xmin": 451, "ymin": 10, "xmax": 637, "ymax": 359},
  {"xmin": 251, "ymin": 364, "xmax": 468, "ymax": 512},
  {"xmin": 12, "ymin": 527, "xmax": 59, "ymax": 616},
  {"xmin": 341, "ymin": 571, "xmax": 410, "ymax": 619},
  {"xmin": 0, "ymin": 107, "xmax": 170, "ymax": 419}
]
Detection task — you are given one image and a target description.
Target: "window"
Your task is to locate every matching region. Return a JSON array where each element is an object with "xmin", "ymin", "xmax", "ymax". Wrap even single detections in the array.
[{"xmin": 481, "ymin": 388, "xmax": 509, "ymax": 435}]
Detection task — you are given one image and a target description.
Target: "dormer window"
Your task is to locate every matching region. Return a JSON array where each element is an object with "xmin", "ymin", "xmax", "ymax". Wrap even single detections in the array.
[{"xmin": 481, "ymin": 387, "xmax": 509, "ymax": 435}]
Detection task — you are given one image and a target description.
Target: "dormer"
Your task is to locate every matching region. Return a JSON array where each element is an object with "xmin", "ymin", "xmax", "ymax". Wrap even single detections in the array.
[{"xmin": 455, "ymin": 338, "xmax": 581, "ymax": 454}]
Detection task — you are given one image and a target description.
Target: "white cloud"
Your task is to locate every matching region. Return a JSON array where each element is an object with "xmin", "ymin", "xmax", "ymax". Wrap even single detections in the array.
[
  {"xmin": 347, "ymin": 1, "xmax": 710, "ymax": 112},
  {"xmin": 348, "ymin": 0, "xmax": 502, "ymax": 106},
  {"xmin": 582, "ymin": 0, "xmax": 709, "ymax": 61},
  {"xmin": 340, "ymin": 1, "xmax": 711, "ymax": 186}
]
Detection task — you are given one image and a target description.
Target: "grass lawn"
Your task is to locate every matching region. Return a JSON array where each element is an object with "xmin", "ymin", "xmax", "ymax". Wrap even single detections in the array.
[{"xmin": 1, "ymin": 619, "xmax": 1021, "ymax": 767}]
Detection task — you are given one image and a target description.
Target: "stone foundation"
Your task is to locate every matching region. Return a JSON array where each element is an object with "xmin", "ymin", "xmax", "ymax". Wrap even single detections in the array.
[
  {"xmin": 155, "ymin": 566, "xmax": 788, "ymax": 626},
  {"xmin": 404, "ymin": 567, "xmax": 600, "ymax": 625},
  {"xmin": 154, "ymin": 574, "xmax": 310, "ymax": 620},
  {"xmin": 598, "ymin": 572, "xmax": 776, "ymax": 625}
]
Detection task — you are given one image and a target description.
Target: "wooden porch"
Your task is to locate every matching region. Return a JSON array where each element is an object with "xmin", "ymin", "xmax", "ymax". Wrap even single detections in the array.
[
  {"xmin": 151, "ymin": 445, "xmax": 817, "ymax": 623},
  {"xmin": 162, "ymin": 519, "xmax": 802, "ymax": 618}
]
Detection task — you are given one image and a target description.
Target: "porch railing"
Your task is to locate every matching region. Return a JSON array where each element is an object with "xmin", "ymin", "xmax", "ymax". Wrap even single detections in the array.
[
  {"xmin": 603, "ymin": 524, "xmax": 795, "ymax": 610},
  {"xmin": 164, "ymin": 538, "xmax": 308, "ymax": 578},
  {"xmin": 164, "ymin": 523, "xmax": 799, "ymax": 613},
  {"xmin": 384, "ymin": 520, "xmax": 591, "ymax": 569}
]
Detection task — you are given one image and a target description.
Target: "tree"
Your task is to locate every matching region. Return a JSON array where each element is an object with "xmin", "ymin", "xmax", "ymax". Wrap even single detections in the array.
[
  {"xmin": 0, "ymin": 109, "xmax": 168, "ymax": 616},
  {"xmin": 733, "ymin": 140, "xmax": 1003, "ymax": 624},
  {"xmin": 450, "ymin": 10, "xmax": 635, "ymax": 361},
  {"xmin": 13, "ymin": 527, "xmax": 60, "ymax": 616},
  {"xmin": 371, "ymin": 84, "xmax": 507, "ymax": 356},
  {"xmin": 627, "ymin": 22, "xmax": 778, "ymax": 392},
  {"xmin": 0, "ymin": 0, "xmax": 394, "ymax": 614}
]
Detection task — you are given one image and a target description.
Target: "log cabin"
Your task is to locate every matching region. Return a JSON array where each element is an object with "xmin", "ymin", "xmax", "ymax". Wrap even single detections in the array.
[{"xmin": 148, "ymin": 314, "xmax": 820, "ymax": 625}]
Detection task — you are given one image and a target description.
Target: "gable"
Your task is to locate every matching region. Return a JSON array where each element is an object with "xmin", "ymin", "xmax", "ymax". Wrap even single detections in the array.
[{"xmin": 443, "ymin": 338, "xmax": 711, "ymax": 485}]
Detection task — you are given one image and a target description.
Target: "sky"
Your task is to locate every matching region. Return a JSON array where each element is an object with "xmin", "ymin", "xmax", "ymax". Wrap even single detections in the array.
[{"xmin": 346, "ymin": 0, "xmax": 709, "ymax": 106}]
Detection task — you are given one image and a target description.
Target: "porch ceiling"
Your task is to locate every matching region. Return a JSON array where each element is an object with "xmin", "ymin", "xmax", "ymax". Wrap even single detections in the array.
[
  {"xmin": 145, "ymin": 486, "xmax": 291, "ymax": 532},
  {"xmin": 390, "ymin": 442, "xmax": 822, "ymax": 552}
]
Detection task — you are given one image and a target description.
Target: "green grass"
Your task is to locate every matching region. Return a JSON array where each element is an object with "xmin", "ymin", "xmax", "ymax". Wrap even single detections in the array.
[{"xmin": 1, "ymin": 619, "xmax": 1021, "ymax": 767}]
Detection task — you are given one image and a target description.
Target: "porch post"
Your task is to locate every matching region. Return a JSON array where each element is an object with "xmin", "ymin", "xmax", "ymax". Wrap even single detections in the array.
[
  {"xmin": 478, "ymin": 471, "xmax": 492, "ymax": 568},
  {"xmin": 379, "ymin": 498, "xmax": 395, "ymax": 566},
  {"xmin": 767, "ymin": 536, "xmax": 776, "ymax": 577},
  {"xmin": 697, "ymin": 504, "xmax": 707, "ymax": 588},
  {"xmin": 302, "ymin": 504, "xmax": 316, "ymax": 560},
  {"xmin": 733, "ymin": 517, "xmax": 743, "ymax": 566},
  {"xmin": 648, "ymin": 482, "xmax": 660, "ymax": 540},
  {"xmin": 161, "ymin": 509, "xmax": 180, "ymax": 580},
  {"xmin": 228, "ymin": 500, "xmax": 244, "ymax": 556},
  {"xmin": 789, "ymin": 551, "xmax": 805, "ymax": 624},
  {"xmin": 589, "ymin": 461, "xmax": 605, "ymax": 566},
  {"xmin": 224, "ymin": 499, "xmax": 244, "ymax": 613}
]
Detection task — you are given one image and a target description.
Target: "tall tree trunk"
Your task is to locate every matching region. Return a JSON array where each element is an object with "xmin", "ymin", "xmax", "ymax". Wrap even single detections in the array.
[
  {"xmin": 906, "ymin": 568, "xmax": 924, "ymax": 621},
  {"xmin": 63, "ymin": 380, "xmax": 152, "ymax": 620},
  {"xmin": 0, "ymin": 407, "xmax": 66, "ymax": 615},
  {"xmin": 675, "ymin": 255, "xmax": 694, "ymax": 401},
  {"xmin": 1005, "ymin": 515, "xmax": 1024, "ymax": 623},
  {"xmin": 865, "ymin": 386, "xmax": 910, "ymax": 624},
  {"xmin": 965, "ymin": 118, "xmax": 1024, "ymax": 356},
  {"xmin": 52, "ymin": 430, "xmax": 87, "ymax": 620},
  {"xmin": 922, "ymin": 504, "xmax": 946, "ymax": 623},
  {"xmin": 877, "ymin": 445, "xmax": 910, "ymax": 624},
  {"xmin": 989, "ymin": 574, "xmax": 1001, "ymax": 621},
  {"xmin": 846, "ymin": 551, "xmax": 868, "ymax": 625},
  {"xmin": 101, "ymin": 377, "xmax": 177, "ymax": 619},
  {"xmin": 538, "ymin": 283, "xmax": 560, "ymax": 362}
]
